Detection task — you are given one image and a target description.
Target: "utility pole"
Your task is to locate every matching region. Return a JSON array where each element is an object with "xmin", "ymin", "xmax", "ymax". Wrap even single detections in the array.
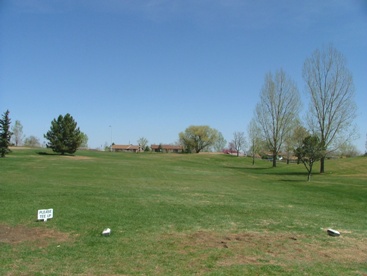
[{"xmin": 109, "ymin": 125, "xmax": 112, "ymax": 152}]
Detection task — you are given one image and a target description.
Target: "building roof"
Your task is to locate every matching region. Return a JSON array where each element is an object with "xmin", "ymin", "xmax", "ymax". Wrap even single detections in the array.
[{"xmin": 112, "ymin": 144, "xmax": 140, "ymax": 150}]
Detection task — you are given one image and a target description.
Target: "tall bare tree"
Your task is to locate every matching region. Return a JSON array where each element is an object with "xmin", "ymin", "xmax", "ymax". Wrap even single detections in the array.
[
  {"xmin": 255, "ymin": 69, "xmax": 301, "ymax": 167},
  {"xmin": 303, "ymin": 45, "xmax": 357, "ymax": 173},
  {"xmin": 232, "ymin": 131, "xmax": 246, "ymax": 157}
]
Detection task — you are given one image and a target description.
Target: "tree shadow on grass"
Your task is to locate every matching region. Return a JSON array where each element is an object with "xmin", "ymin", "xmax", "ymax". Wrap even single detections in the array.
[
  {"xmin": 224, "ymin": 166, "xmax": 270, "ymax": 171},
  {"xmin": 37, "ymin": 151, "xmax": 75, "ymax": 157},
  {"xmin": 264, "ymin": 171, "xmax": 315, "ymax": 176},
  {"xmin": 37, "ymin": 151, "xmax": 58, "ymax": 156},
  {"xmin": 224, "ymin": 165, "xmax": 315, "ymax": 179},
  {"xmin": 279, "ymin": 179, "xmax": 308, "ymax": 183}
]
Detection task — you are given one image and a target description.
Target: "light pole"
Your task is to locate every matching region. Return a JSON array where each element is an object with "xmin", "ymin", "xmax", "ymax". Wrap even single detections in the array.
[{"xmin": 109, "ymin": 125, "xmax": 112, "ymax": 151}]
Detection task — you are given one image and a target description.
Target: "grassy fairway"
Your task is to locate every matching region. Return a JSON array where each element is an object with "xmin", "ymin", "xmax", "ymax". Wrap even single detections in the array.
[{"xmin": 0, "ymin": 149, "xmax": 366, "ymax": 275}]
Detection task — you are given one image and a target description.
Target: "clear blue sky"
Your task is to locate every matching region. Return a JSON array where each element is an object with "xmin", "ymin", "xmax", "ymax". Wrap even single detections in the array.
[{"xmin": 1, "ymin": 0, "xmax": 366, "ymax": 151}]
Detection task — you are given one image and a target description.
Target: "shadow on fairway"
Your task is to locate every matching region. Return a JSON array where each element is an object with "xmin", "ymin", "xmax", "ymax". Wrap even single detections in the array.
[
  {"xmin": 224, "ymin": 166, "xmax": 315, "ymax": 180},
  {"xmin": 279, "ymin": 179, "xmax": 307, "ymax": 182},
  {"xmin": 265, "ymin": 171, "xmax": 312, "ymax": 176},
  {"xmin": 37, "ymin": 151, "xmax": 74, "ymax": 157},
  {"xmin": 225, "ymin": 166, "xmax": 270, "ymax": 171}
]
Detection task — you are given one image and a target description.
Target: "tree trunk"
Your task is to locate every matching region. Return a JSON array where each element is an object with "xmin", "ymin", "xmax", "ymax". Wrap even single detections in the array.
[
  {"xmin": 307, "ymin": 163, "xmax": 313, "ymax": 181},
  {"xmin": 252, "ymin": 154, "xmax": 255, "ymax": 165},
  {"xmin": 272, "ymin": 153, "xmax": 277, "ymax": 167},
  {"xmin": 320, "ymin": 157, "xmax": 325, "ymax": 173}
]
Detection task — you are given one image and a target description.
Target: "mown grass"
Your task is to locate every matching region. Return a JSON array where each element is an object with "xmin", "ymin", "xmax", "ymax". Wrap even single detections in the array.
[{"xmin": 0, "ymin": 149, "xmax": 366, "ymax": 275}]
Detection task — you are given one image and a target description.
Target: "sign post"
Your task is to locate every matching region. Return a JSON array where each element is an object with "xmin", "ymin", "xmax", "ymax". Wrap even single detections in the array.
[{"xmin": 37, "ymin": 208, "xmax": 53, "ymax": 222}]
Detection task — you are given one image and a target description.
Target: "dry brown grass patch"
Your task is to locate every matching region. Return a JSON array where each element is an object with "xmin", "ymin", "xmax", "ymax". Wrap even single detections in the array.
[
  {"xmin": 0, "ymin": 224, "xmax": 71, "ymax": 248},
  {"xmin": 170, "ymin": 230, "xmax": 367, "ymax": 267},
  {"xmin": 61, "ymin": 155, "xmax": 94, "ymax": 160}
]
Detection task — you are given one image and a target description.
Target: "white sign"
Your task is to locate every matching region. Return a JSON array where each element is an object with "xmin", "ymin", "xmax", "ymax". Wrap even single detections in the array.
[{"xmin": 38, "ymin": 208, "xmax": 53, "ymax": 221}]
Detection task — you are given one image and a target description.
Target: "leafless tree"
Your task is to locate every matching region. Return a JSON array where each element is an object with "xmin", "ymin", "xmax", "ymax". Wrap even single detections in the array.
[
  {"xmin": 23, "ymin": 135, "xmax": 41, "ymax": 147},
  {"xmin": 303, "ymin": 45, "xmax": 357, "ymax": 173},
  {"xmin": 255, "ymin": 69, "xmax": 301, "ymax": 167},
  {"xmin": 137, "ymin": 137, "xmax": 149, "ymax": 151},
  {"xmin": 11, "ymin": 120, "xmax": 24, "ymax": 146},
  {"xmin": 231, "ymin": 131, "xmax": 246, "ymax": 157},
  {"xmin": 247, "ymin": 118, "xmax": 262, "ymax": 165}
]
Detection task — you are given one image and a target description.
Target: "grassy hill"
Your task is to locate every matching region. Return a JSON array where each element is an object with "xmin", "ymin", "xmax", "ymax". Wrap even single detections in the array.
[{"xmin": 0, "ymin": 149, "xmax": 366, "ymax": 275}]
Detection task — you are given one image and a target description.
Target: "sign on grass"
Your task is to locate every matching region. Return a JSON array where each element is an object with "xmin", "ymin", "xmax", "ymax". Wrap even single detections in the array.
[{"xmin": 37, "ymin": 208, "xmax": 53, "ymax": 221}]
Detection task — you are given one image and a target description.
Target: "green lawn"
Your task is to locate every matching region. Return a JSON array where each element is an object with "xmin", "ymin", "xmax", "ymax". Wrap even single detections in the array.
[{"xmin": 0, "ymin": 149, "xmax": 366, "ymax": 275}]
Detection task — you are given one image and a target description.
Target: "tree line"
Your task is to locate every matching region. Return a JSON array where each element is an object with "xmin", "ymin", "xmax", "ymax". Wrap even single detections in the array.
[
  {"xmin": 247, "ymin": 45, "xmax": 358, "ymax": 177},
  {"xmin": 177, "ymin": 45, "xmax": 359, "ymax": 180},
  {"xmin": 0, "ymin": 112, "xmax": 87, "ymax": 156},
  {"xmin": 0, "ymin": 45, "xmax": 361, "ymax": 180},
  {"xmin": 178, "ymin": 46, "xmax": 359, "ymax": 174}
]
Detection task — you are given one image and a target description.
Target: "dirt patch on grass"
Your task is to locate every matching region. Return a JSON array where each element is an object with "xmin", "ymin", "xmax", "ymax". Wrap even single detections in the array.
[
  {"xmin": 171, "ymin": 230, "xmax": 367, "ymax": 267},
  {"xmin": 0, "ymin": 224, "xmax": 71, "ymax": 248},
  {"xmin": 61, "ymin": 155, "xmax": 93, "ymax": 160}
]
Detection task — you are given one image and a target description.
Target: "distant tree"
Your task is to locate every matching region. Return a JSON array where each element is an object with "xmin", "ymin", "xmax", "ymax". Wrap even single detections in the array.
[
  {"xmin": 179, "ymin": 125, "xmax": 218, "ymax": 153},
  {"xmin": 303, "ymin": 45, "xmax": 357, "ymax": 173},
  {"xmin": 336, "ymin": 142, "xmax": 360, "ymax": 157},
  {"xmin": 11, "ymin": 120, "xmax": 24, "ymax": 146},
  {"xmin": 247, "ymin": 118, "xmax": 262, "ymax": 165},
  {"xmin": 255, "ymin": 69, "xmax": 301, "ymax": 167},
  {"xmin": 292, "ymin": 124, "xmax": 310, "ymax": 150},
  {"xmin": 232, "ymin": 131, "xmax": 247, "ymax": 157},
  {"xmin": 295, "ymin": 135, "xmax": 324, "ymax": 181},
  {"xmin": 137, "ymin": 137, "xmax": 148, "ymax": 151},
  {"xmin": 104, "ymin": 142, "xmax": 110, "ymax": 152},
  {"xmin": 283, "ymin": 121, "xmax": 309, "ymax": 164},
  {"xmin": 212, "ymin": 131, "xmax": 227, "ymax": 152},
  {"xmin": 283, "ymin": 132, "xmax": 293, "ymax": 165},
  {"xmin": 228, "ymin": 142, "xmax": 235, "ymax": 153},
  {"xmin": 44, "ymin": 113, "xmax": 82, "ymax": 155},
  {"xmin": 23, "ymin": 135, "xmax": 41, "ymax": 147},
  {"xmin": 79, "ymin": 132, "xmax": 88, "ymax": 148},
  {"xmin": 0, "ymin": 110, "xmax": 12, "ymax": 157}
]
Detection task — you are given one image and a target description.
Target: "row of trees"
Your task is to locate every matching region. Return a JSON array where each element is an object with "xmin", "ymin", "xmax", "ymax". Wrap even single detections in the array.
[
  {"xmin": 248, "ymin": 45, "xmax": 357, "ymax": 175},
  {"xmin": 176, "ymin": 46, "xmax": 359, "ymax": 180},
  {"xmin": 0, "ymin": 112, "xmax": 87, "ymax": 156},
  {"xmin": 11, "ymin": 120, "xmax": 42, "ymax": 147},
  {"xmin": 1, "ymin": 45, "xmax": 360, "ymax": 181}
]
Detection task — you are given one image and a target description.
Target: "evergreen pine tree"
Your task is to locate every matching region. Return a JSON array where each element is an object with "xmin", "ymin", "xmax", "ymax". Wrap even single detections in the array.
[
  {"xmin": 0, "ymin": 110, "xmax": 12, "ymax": 157},
  {"xmin": 44, "ymin": 113, "xmax": 83, "ymax": 155}
]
